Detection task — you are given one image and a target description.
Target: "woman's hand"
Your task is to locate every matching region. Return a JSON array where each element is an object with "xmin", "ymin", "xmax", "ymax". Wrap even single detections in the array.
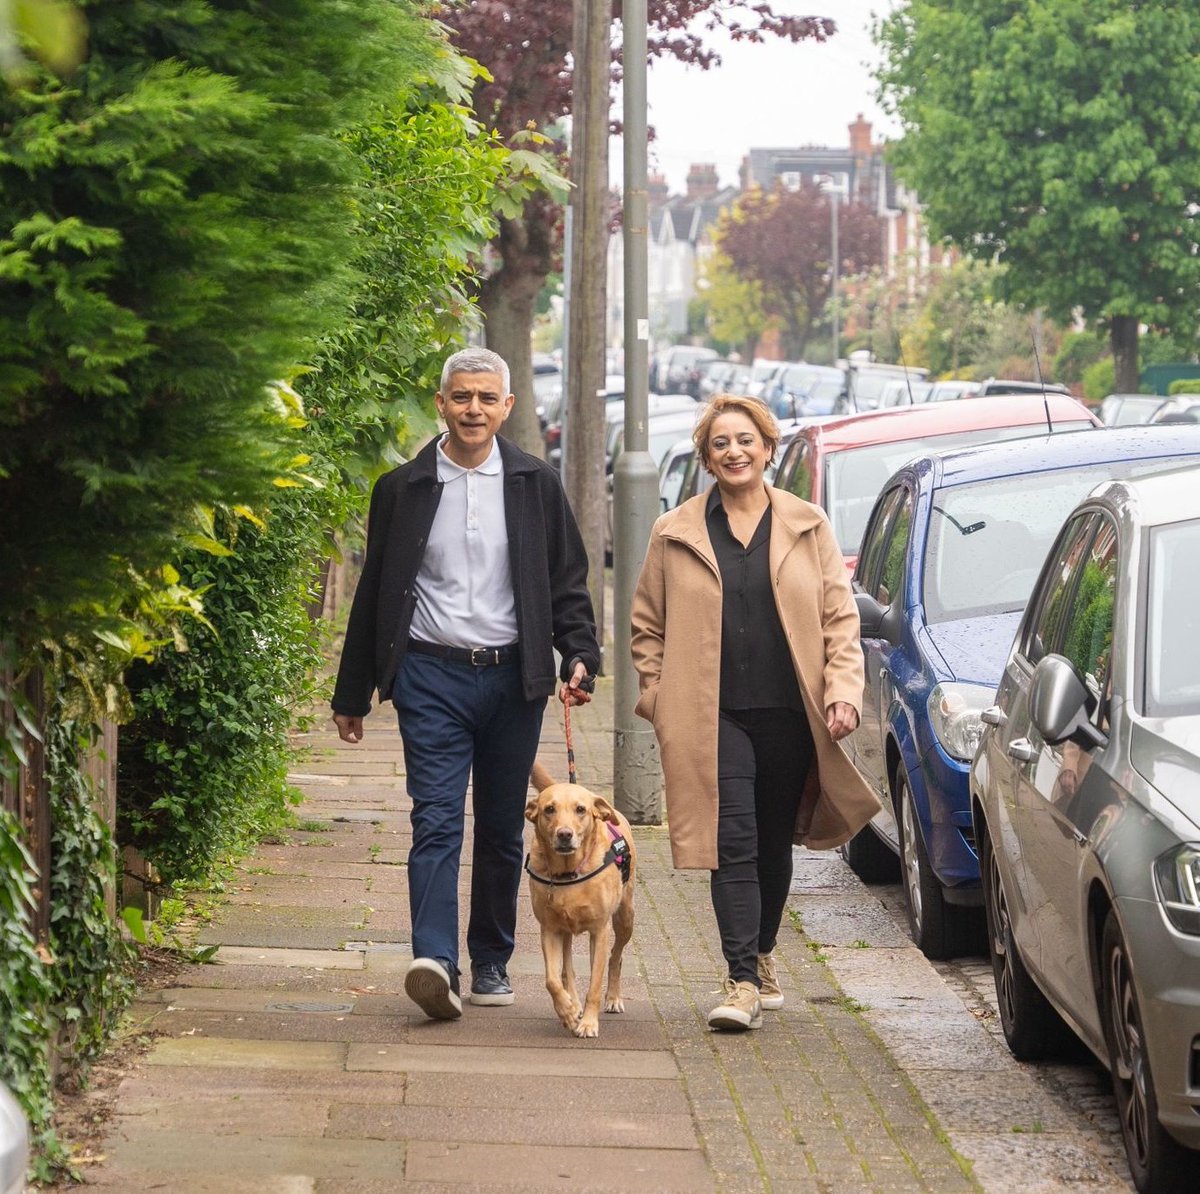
[{"xmin": 825, "ymin": 702, "xmax": 858, "ymax": 742}]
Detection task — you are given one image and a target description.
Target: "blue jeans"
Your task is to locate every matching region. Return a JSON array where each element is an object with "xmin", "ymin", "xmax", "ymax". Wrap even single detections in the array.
[{"xmin": 393, "ymin": 651, "xmax": 546, "ymax": 973}]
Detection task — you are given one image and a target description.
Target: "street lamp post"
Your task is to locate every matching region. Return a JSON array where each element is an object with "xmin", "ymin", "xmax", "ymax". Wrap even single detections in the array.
[{"xmin": 818, "ymin": 174, "xmax": 848, "ymax": 365}]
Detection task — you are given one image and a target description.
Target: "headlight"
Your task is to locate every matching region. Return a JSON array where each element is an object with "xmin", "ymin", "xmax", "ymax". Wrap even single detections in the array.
[
  {"xmin": 928, "ymin": 682, "xmax": 996, "ymax": 762},
  {"xmin": 1153, "ymin": 844, "xmax": 1200, "ymax": 935}
]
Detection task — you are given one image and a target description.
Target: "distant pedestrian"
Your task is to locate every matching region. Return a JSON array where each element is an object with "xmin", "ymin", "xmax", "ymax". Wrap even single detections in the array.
[
  {"xmin": 630, "ymin": 394, "xmax": 879, "ymax": 1031},
  {"xmin": 332, "ymin": 347, "xmax": 599, "ymax": 1020}
]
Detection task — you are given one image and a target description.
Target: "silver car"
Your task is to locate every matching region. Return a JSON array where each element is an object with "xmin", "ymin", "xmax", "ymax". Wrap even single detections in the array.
[
  {"xmin": 0, "ymin": 1082, "xmax": 28, "ymax": 1194},
  {"xmin": 970, "ymin": 465, "xmax": 1200, "ymax": 1193}
]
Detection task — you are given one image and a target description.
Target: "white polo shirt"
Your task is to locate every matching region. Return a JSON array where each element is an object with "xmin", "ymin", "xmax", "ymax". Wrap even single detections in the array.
[{"xmin": 407, "ymin": 436, "xmax": 519, "ymax": 648}]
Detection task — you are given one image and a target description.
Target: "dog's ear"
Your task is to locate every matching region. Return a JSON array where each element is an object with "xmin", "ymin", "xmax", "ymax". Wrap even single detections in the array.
[
  {"xmin": 592, "ymin": 796, "xmax": 620, "ymax": 825},
  {"xmin": 525, "ymin": 796, "xmax": 540, "ymax": 823}
]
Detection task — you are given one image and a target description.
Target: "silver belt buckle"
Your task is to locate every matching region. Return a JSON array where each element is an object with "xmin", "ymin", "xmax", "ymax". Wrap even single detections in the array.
[{"xmin": 470, "ymin": 646, "xmax": 498, "ymax": 666}]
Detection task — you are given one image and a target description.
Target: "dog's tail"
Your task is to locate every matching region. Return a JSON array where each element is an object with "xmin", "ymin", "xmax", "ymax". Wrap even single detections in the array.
[{"xmin": 530, "ymin": 759, "xmax": 557, "ymax": 792}]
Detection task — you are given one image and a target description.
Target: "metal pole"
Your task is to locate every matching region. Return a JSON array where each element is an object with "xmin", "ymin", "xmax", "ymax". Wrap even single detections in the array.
[
  {"xmin": 831, "ymin": 190, "xmax": 840, "ymax": 365},
  {"xmin": 612, "ymin": 0, "xmax": 662, "ymax": 823},
  {"xmin": 560, "ymin": 205, "xmax": 573, "ymax": 474}
]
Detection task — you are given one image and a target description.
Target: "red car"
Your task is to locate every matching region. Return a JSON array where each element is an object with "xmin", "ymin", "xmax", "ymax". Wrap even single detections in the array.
[{"xmin": 771, "ymin": 394, "xmax": 1100, "ymax": 569}]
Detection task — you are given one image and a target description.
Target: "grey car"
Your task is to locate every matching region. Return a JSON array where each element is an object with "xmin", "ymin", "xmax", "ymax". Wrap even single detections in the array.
[{"xmin": 970, "ymin": 465, "xmax": 1200, "ymax": 1193}]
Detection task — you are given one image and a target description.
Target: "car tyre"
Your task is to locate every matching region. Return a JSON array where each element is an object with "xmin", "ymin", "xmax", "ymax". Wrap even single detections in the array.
[
  {"xmin": 842, "ymin": 824, "xmax": 900, "ymax": 884},
  {"xmin": 1101, "ymin": 911, "xmax": 1200, "ymax": 1194},
  {"xmin": 979, "ymin": 817, "xmax": 1071, "ymax": 1060},
  {"xmin": 894, "ymin": 769, "xmax": 973, "ymax": 960}
]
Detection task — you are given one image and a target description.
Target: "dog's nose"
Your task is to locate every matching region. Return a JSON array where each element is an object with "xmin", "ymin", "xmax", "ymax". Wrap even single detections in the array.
[{"xmin": 555, "ymin": 827, "xmax": 574, "ymax": 844}]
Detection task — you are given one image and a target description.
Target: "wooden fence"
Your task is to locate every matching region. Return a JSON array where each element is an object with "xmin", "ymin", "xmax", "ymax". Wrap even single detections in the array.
[{"xmin": 1, "ymin": 667, "xmax": 119, "ymax": 934}]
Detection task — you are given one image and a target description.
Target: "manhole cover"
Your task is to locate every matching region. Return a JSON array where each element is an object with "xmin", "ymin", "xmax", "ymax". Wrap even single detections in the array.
[{"xmin": 265, "ymin": 1001, "xmax": 354, "ymax": 1014}]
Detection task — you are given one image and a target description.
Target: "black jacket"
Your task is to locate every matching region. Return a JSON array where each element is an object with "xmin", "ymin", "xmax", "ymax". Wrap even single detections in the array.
[{"xmin": 332, "ymin": 435, "xmax": 600, "ymax": 716}]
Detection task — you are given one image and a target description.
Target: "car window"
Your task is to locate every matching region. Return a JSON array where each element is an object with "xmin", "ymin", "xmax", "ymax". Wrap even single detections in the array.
[
  {"xmin": 824, "ymin": 421, "xmax": 1095, "ymax": 556},
  {"xmin": 1021, "ymin": 514, "xmax": 1099, "ymax": 666},
  {"xmin": 876, "ymin": 489, "xmax": 913, "ymax": 606},
  {"xmin": 924, "ymin": 455, "xmax": 1189, "ymax": 625},
  {"xmin": 1145, "ymin": 518, "xmax": 1200, "ymax": 717},
  {"xmin": 778, "ymin": 440, "xmax": 812, "ymax": 501},
  {"xmin": 660, "ymin": 448, "xmax": 692, "ymax": 509},
  {"xmin": 1060, "ymin": 518, "xmax": 1118, "ymax": 701},
  {"xmin": 856, "ymin": 486, "xmax": 906, "ymax": 598}
]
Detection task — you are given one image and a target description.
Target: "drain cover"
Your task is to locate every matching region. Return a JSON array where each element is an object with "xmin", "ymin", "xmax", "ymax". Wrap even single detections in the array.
[{"xmin": 265, "ymin": 1001, "xmax": 354, "ymax": 1014}]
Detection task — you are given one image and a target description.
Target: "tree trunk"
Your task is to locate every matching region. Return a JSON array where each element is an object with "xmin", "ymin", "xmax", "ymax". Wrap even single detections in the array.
[
  {"xmin": 1110, "ymin": 315, "xmax": 1139, "ymax": 395},
  {"xmin": 564, "ymin": 0, "xmax": 612, "ymax": 648},
  {"xmin": 480, "ymin": 215, "xmax": 553, "ymax": 457}
]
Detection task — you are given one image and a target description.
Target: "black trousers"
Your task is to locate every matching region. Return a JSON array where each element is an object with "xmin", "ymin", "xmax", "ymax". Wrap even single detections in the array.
[{"xmin": 712, "ymin": 707, "xmax": 815, "ymax": 986}]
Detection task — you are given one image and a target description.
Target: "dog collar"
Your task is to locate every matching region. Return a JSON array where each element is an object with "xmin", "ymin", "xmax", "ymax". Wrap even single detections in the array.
[{"xmin": 525, "ymin": 826, "xmax": 631, "ymax": 887}]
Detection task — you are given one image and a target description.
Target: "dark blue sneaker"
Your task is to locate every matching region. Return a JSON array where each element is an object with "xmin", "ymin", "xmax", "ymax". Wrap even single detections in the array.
[
  {"xmin": 469, "ymin": 961, "xmax": 514, "ymax": 1006},
  {"xmin": 405, "ymin": 957, "xmax": 462, "ymax": 1020}
]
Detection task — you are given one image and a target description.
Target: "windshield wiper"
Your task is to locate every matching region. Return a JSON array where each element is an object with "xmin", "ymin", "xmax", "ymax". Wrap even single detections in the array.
[{"xmin": 932, "ymin": 506, "xmax": 986, "ymax": 536}]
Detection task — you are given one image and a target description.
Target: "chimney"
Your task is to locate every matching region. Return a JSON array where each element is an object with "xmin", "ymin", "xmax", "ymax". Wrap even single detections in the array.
[
  {"xmin": 849, "ymin": 113, "xmax": 872, "ymax": 157},
  {"xmin": 686, "ymin": 163, "xmax": 719, "ymax": 201},
  {"xmin": 647, "ymin": 173, "xmax": 669, "ymax": 206}
]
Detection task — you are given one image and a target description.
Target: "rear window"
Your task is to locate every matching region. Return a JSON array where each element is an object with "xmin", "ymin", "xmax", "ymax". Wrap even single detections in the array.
[{"xmin": 824, "ymin": 421, "xmax": 1094, "ymax": 554}]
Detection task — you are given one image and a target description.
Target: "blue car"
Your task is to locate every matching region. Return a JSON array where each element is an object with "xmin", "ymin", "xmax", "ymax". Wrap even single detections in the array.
[{"xmin": 843, "ymin": 424, "xmax": 1200, "ymax": 959}]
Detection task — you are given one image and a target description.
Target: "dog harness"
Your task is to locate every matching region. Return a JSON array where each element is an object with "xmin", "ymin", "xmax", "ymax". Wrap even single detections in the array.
[{"xmin": 525, "ymin": 822, "xmax": 631, "ymax": 887}]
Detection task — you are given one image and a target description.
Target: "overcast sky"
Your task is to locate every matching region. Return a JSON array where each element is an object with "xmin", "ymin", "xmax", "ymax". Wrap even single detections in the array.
[{"xmin": 633, "ymin": 1, "xmax": 899, "ymax": 194}]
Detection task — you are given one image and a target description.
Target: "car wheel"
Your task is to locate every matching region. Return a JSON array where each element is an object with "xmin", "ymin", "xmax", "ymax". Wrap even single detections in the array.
[
  {"xmin": 894, "ymin": 770, "xmax": 971, "ymax": 960},
  {"xmin": 842, "ymin": 823, "xmax": 900, "ymax": 884},
  {"xmin": 979, "ymin": 818, "xmax": 1071, "ymax": 1060},
  {"xmin": 1101, "ymin": 911, "xmax": 1200, "ymax": 1194}
]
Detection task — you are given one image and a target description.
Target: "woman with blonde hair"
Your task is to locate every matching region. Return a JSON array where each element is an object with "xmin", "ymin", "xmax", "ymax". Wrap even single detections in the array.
[{"xmin": 631, "ymin": 394, "xmax": 879, "ymax": 1030}]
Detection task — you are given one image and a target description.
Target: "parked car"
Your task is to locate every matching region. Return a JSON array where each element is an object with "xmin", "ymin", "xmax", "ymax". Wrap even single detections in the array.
[
  {"xmin": 971, "ymin": 464, "xmax": 1200, "ymax": 1191},
  {"xmin": 746, "ymin": 357, "xmax": 788, "ymax": 398},
  {"xmin": 0, "ymin": 1082, "xmax": 28, "ymax": 1194},
  {"xmin": 926, "ymin": 379, "xmax": 981, "ymax": 403},
  {"xmin": 651, "ymin": 345, "xmax": 717, "ymax": 394},
  {"xmin": 844, "ymin": 425, "xmax": 1200, "ymax": 964},
  {"xmin": 607, "ymin": 407, "xmax": 704, "ymax": 558},
  {"xmin": 772, "ymin": 393, "xmax": 1099, "ymax": 570},
  {"xmin": 847, "ymin": 362, "xmax": 929, "ymax": 411},
  {"xmin": 692, "ymin": 357, "xmax": 735, "ymax": 400},
  {"xmin": 878, "ymin": 376, "xmax": 934, "ymax": 408},
  {"xmin": 659, "ymin": 434, "xmax": 696, "ymax": 512},
  {"xmin": 532, "ymin": 354, "xmax": 562, "ymax": 429},
  {"xmin": 766, "ymin": 364, "xmax": 847, "ymax": 419},
  {"xmin": 1098, "ymin": 393, "xmax": 1166, "ymax": 426},
  {"xmin": 1148, "ymin": 393, "xmax": 1200, "ymax": 425},
  {"xmin": 543, "ymin": 374, "xmax": 626, "ymax": 467}
]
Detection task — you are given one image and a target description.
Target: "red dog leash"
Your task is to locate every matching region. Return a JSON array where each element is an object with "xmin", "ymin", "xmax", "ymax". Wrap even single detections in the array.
[{"xmin": 563, "ymin": 675, "xmax": 595, "ymax": 784}]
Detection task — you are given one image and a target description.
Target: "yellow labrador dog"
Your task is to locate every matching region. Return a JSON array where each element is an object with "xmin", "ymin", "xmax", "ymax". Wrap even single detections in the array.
[{"xmin": 525, "ymin": 761, "xmax": 636, "ymax": 1038}]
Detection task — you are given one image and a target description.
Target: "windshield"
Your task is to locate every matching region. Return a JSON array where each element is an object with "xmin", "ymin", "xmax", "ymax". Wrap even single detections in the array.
[
  {"xmin": 825, "ymin": 422, "xmax": 1093, "ymax": 554},
  {"xmin": 1145, "ymin": 519, "xmax": 1200, "ymax": 717},
  {"xmin": 924, "ymin": 458, "xmax": 1199, "ymax": 624}
]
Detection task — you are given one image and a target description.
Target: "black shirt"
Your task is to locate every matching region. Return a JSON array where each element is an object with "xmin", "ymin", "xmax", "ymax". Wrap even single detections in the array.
[{"xmin": 706, "ymin": 488, "xmax": 803, "ymax": 712}]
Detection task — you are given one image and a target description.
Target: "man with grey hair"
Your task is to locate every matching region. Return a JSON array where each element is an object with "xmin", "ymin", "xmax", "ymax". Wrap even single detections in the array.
[{"xmin": 332, "ymin": 347, "xmax": 599, "ymax": 1020}]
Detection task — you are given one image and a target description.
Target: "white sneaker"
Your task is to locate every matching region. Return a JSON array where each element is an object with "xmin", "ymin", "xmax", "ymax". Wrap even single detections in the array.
[
  {"xmin": 757, "ymin": 952, "xmax": 784, "ymax": 1010},
  {"xmin": 706, "ymin": 980, "xmax": 763, "ymax": 1031}
]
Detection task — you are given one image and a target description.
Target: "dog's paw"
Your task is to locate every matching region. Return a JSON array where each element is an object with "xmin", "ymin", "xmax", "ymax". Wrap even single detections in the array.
[
  {"xmin": 573, "ymin": 1016, "xmax": 600, "ymax": 1038},
  {"xmin": 604, "ymin": 996, "xmax": 625, "ymax": 1014}
]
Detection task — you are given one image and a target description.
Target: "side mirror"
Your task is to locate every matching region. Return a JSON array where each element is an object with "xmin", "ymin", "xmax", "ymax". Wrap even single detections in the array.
[
  {"xmin": 854, "ymin": 590, "xmax": 902, "ymax": 646},
  {"xmin": 1029, "ymin": 654, "xmax": 1107, "ymax": 750}
]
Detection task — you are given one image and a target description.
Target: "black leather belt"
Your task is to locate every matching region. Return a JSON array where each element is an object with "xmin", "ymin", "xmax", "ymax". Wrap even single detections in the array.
[{"xmin": 407, "ymin": 639, "xmax": 519, "ymax": 667}]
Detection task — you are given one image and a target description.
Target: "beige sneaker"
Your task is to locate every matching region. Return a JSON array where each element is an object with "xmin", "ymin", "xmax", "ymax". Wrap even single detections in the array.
[
  {"xmin": 707, "ymin": 980, "xmax": 763, "ymax": 1031},
  {"xmin": 757, "ymin": 952, "xmax": 784, "ymax": 1010}
]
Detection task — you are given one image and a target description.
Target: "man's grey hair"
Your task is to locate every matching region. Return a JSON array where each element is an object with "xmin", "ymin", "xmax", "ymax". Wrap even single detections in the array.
[{"xmin": 440, "ymin": 348, "xmax": 511, "ymax": 397}]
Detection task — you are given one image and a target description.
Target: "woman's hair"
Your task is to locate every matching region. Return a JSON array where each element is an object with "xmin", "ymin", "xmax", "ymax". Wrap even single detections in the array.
[{"xmin": 693, "ymin": 394, "xmax": 781, "ymax": 472}]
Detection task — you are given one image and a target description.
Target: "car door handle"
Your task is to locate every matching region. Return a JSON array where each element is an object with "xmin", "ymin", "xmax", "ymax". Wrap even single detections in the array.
[
  {"xmin": 1007, "ymin": 738, "xmax": 1035, "ymax": 762},
  {"xmin": 981, "ymin": 705, "xmax": 1007, "ymax": 727}
]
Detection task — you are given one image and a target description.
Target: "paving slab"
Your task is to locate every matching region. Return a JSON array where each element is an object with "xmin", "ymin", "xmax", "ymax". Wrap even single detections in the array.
[
  {"xmin": 345, "ymin": 1042, "xmax": 679, "ymax": 1080},
  {"xmin": 145, "ymin": 1036, "xmax": 347, "ymax": 1070},
  {"xmin": 211, "ymin": 945, "xmax": 364, "ymax": 969},
  {"xmin": 402, "ymin": 1141, "xmax": 713, "ymax": 1191}
]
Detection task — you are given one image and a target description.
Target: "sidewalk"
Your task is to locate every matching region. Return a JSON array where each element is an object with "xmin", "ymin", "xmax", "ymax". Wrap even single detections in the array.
[{"xmin": 69, "ymin": 675, "xmax": 1129, "ymax": 1192}]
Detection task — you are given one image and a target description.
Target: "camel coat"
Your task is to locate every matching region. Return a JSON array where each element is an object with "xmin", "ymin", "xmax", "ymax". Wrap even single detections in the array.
[{"xmin": 630, "ymin": 487, "xmax": 882, "ymax": 869}]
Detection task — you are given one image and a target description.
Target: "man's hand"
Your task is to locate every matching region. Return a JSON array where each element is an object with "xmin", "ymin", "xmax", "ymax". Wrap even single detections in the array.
[
  {"xmin": 334, "ymin": 713, "xmax": 364, "ymax": 743},
  {"xmin": 825, "ymin": 702, "xmax": 858, "ymax": 742},
  {"xmin": 559, "ymin": 660, "xmax": 593, "ymax": 706}
]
